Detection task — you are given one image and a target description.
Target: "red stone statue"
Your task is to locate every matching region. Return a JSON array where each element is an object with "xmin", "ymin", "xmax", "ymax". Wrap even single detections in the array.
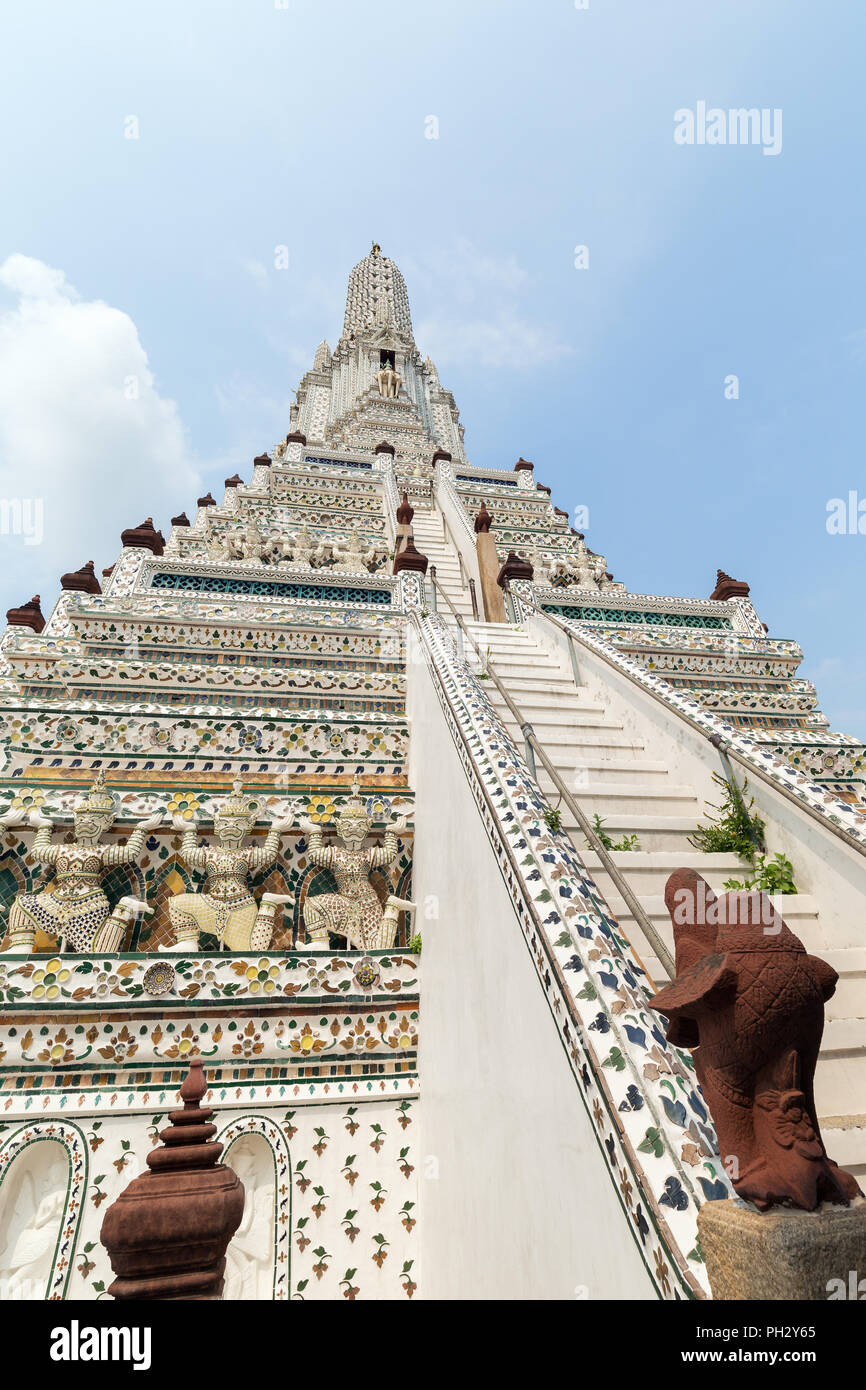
[{"xmin": 648, "ymin": 869, "xmax": 862, "ymax": 1211}]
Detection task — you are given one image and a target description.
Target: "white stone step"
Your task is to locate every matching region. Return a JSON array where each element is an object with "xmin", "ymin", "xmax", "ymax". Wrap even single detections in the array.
[
  {"xmin": 486, "ymin": 669, "xmax": 574, "ymax": 687},
  {"xmin": 816, "ymin": 1118, "xmax": 866, "ymax": 1177},
  {"xmin": 537, "ymin": 776, "xmax": 700, "ymax": 817},
  {"xmin": 581, "ymin": 849, "xmax": 748, "ymax": 894},
  {"xmin": 562, "ymin": 813, "xmax": 709, "ymax": 852},
  {"xmin": 534, "ymin": 757, "xmax": 673, "ymax": 784},
  {"xmin": 488, "ymin": 689, "xmax": 611, "ymax": 717},
  {"xmin": 815, "ymin": 1056, "xmax": 866, "ymax": 1123}
]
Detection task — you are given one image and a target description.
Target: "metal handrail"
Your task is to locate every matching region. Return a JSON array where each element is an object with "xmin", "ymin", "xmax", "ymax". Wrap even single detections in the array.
[
  {"xmin": 425, "ymin": 571, "xmax": 675, "ymax": 978},
  {"xmin": 534, "ymin": 601, "xmax": 866, "ymax": 862}
]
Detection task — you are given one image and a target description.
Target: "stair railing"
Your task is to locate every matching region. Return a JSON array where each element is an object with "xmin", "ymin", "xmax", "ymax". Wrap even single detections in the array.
[
  {"xmin": 426, "ymin": 569, "xmax": 675, "ymax": 978},
  {"xmin": 440, "ymin": 509, "xmax": 468, "ymax": 592}
]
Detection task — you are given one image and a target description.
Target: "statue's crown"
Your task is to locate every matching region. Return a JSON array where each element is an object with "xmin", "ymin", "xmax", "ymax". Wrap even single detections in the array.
[
  {"xmin": 216, "ymin": 777, "xmax": 259, "ymax": 826},
  {"xmin": 337, "ymin": 777, "xmax": 371, "ymax": 835},
  {"xmin": 76, "ymin": 770, "xmax": 116, "ymax": 819}
]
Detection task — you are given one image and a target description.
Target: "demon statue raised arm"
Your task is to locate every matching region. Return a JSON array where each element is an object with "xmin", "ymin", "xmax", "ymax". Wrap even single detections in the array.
[
  {"xmin": 0, "ymin": 772, "xmax": 159, "ymax": 954},
  {"xmin": 161, "ymin": 779, "xmax": 293, "ymax": 953},
  {"xmin": 298, "ymin": 780, "xmax": 413, "ymax": 951},
  {"xmin": 648, "ymin": 868, "xmax": 862, "ymax": 1211}
]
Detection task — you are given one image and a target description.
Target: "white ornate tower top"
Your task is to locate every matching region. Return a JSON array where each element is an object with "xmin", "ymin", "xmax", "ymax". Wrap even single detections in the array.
[
  {"xmin": 342, "ymin": 243, "xmax": 413, "ymax": 341},
  {"xmin": 286, "ymin": 246, "xmax": 466, "ymax": 464}
]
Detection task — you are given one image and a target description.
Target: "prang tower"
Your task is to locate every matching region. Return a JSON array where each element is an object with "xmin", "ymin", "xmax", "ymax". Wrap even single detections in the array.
[{"xmin": 0, "ymin": 245, "xmax": 863, "ymax": 1302}]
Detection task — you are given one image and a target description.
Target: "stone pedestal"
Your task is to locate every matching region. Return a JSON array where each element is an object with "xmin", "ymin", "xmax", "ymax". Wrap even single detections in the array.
[
  {"xmin": 476, "ymin": 532, "xmax": 506, "ymax": 623},
  {"xmin": 698, "ymin": 1198, "xmax": 866, "ymax": 1300}
]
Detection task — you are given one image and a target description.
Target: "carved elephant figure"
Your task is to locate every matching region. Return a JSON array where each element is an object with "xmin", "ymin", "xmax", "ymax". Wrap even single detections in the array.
[{"xmin": 648, "ymin": 869, "xmax": 861, "ymax": 1211}]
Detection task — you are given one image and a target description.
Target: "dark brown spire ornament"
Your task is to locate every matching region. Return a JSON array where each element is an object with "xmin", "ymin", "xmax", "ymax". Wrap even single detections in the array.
[
  {"xmin": 474, "ymin": 502, "xmax": 493, "ymax": 534},
  {"xmin": 710, "ymin": 569, "xmax": 750, "ymax": 601},
  {"xmin": 497, "ymin": 550, "xmax": 534, "ymax": 588},
  {"xmin": 396, "ymin": 492, "xmax": 414, "ymax": 526},
  {"xmin": 648, "ymin": 870, "xmax": 862, "ymax": 1212},
  {"xmin": 5, "ymin": 595, "xmax": 45, "ymax": 632},
  {"xmin": 60, "ymin": 560, "xmax": 101, "ymax": 594},
  {"xmin": 393, "ymin": 537, "xmax": 429, "ymax": 575},
  {"xmin": 100, "ymin": 1060, "xmax": 245, "ymax": 1300},
  {"xmin": 120, "ymin": 518, "xmax": 165, "ymax": 555}
]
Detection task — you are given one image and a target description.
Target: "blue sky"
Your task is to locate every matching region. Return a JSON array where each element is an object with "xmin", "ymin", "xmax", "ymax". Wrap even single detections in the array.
[{"xmin": 0, "ymin": 0, "xmax": 864, "ymax": 735}]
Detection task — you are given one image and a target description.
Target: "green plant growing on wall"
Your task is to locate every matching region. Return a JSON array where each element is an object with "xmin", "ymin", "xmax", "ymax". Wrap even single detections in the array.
[
  {"xmin": 586, "ymin": 813, "xmax": 641, "ymax": 852},
  {"xmin": 723, "ymin": 853, "xmax": 797, "ymax": 895},
  {"xmin": 543, "ymin": 806, "xmax": 563, "ymax": 833},
  {"xmin": 689, "ymin": 772, "xmax": 765, "ymax": 858},
  {"xmin": 407, "ymin": 932, "xmax": 422, "ymax": 954}
]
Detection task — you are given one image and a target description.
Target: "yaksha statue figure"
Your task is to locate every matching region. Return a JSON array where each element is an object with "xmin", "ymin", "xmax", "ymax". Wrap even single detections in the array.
[
  {"xmin": 161, "ymin": 779, "xmax": 292, "ymax": 952},
  {"xmin": 299, "ymin": 781, "xmax": 413, "ymax": 951},
  {"xmin": 648, "ymin": 869, "xmax": 862, "ymax": 1212},
  {"xmin": 0, "ymin": 772, "xmax": 158, "ymax": 953}
]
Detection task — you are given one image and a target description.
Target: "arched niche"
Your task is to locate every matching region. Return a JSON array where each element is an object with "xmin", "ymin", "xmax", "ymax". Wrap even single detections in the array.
[
  {"xmin": 221, "ymin": 1129, "xmax": 281, "ymax": 1300},
  {"xmin": 0, "ymin": 1138, "xmax": 71, "ymax": 1299}
]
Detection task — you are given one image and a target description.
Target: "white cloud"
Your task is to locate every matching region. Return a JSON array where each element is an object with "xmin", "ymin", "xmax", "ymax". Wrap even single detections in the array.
[
  {"xmin": 407, "ymin": 237, "xmax": 571, "ymax": 370},
  {"xmin": 0, "ymin": 254, "xmax": 200, "ymax": 613},
  {"xmin": 241, "ymin": 257, "xmax": 270, "ymax": 288}
]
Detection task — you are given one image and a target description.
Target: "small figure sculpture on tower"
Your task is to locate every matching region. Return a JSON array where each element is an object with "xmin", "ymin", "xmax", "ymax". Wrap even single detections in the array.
[
  {"xmin": 298, "ymin": 781, "xmax": 413, "ymax": 951},
  {"xmin": 376, "ymin": 361, "xmax": 402, "ymax": 399},
  {"xmin": 161, "ymin": 780, "xmax": 293, "ymax": 953},
  {"xmin": 0, "ymin": 772, "xmax": 159, "ymax": 953}
]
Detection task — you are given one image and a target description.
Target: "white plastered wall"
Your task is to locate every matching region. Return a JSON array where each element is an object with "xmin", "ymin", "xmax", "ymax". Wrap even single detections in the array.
[{"xmin": 408, "ymin": 653, "xmax": 655, "ymax": 1300}]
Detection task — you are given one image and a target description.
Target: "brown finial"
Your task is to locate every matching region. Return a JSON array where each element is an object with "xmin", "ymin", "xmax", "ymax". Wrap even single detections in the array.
[
  {"xmin": 224, "ymin": 473, "xmax": 243, "ymax": 489},
  {"xmin": 6, "ymin": 595, "xmax": 45, "ymax": 632},
  {"xmin": 393, "ymin": 538, "xmax": 429, "ymax": 575},
  {"xmin": 197, "ymin": 492, "xmax": 216, "ymax": 509},
  {"xmin": 284, "ymin": 433, "xmax": 306, "ymax": 447},
  {"xmin": 396, "ymin": 492, "xmax": 414, "ymax": 525},
  {"xmin": 710, "ymin": 569, "xmax": 750, "ymax": 601},
  {"xmin": 648, "ymin": 871, "xmax": 862, "ymax": 1212},
  {"xmin": 100, "ymin": 1061, "xmax": 245, "ymax": 1300},
  {"xmin": 514, "ymin": 457, "xmax": 534, "ymax": 472},
  {"xmin": 253, "ymin": 452, "xmax": 273, "ymax": 466},
  {"xmin": 171, "ymin": 512, "xmax": 191, "ymax": 528},
  {"xmin": 374, "ymin": 441, "xmax": 395, "ymax": 456},
  {"xmin": 121, "ymin": 518, "xmax": 165, "ymax": 555},
  {"xmin": 431, "ymin": 449, "xmax": 452, "ymax": 465},
  {"xmin": 536, "ymin": 483, "xmax": 551, "ymax": 496},
  {"xmin": 102, "ymin": 564, "xmax": 115, "ymax": 578},
  {"xmin": 474, "ymin": 502, "xmax": 493, "ymax": 534},
  {"xmin": 60, "ymin": 561, "xmax": 101, "ymax": 594},
  {"xmin": 497, "ymin": 550, "xmax": 534, "ymax": 588}
]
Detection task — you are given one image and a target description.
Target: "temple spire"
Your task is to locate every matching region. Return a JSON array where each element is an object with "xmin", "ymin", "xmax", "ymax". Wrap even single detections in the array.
[{"xmin": 342, "ymin": 245, "xmax": 413, "ymax": 341}]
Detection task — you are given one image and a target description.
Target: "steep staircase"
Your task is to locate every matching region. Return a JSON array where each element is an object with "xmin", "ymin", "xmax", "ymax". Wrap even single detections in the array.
[
  {"xmin": 410, "ymin": 508, "xmax": 475, "ymax": 619},
  {"xmin": 416, "ymin": 501, "xmax": 866, "ymax": 1184}
]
